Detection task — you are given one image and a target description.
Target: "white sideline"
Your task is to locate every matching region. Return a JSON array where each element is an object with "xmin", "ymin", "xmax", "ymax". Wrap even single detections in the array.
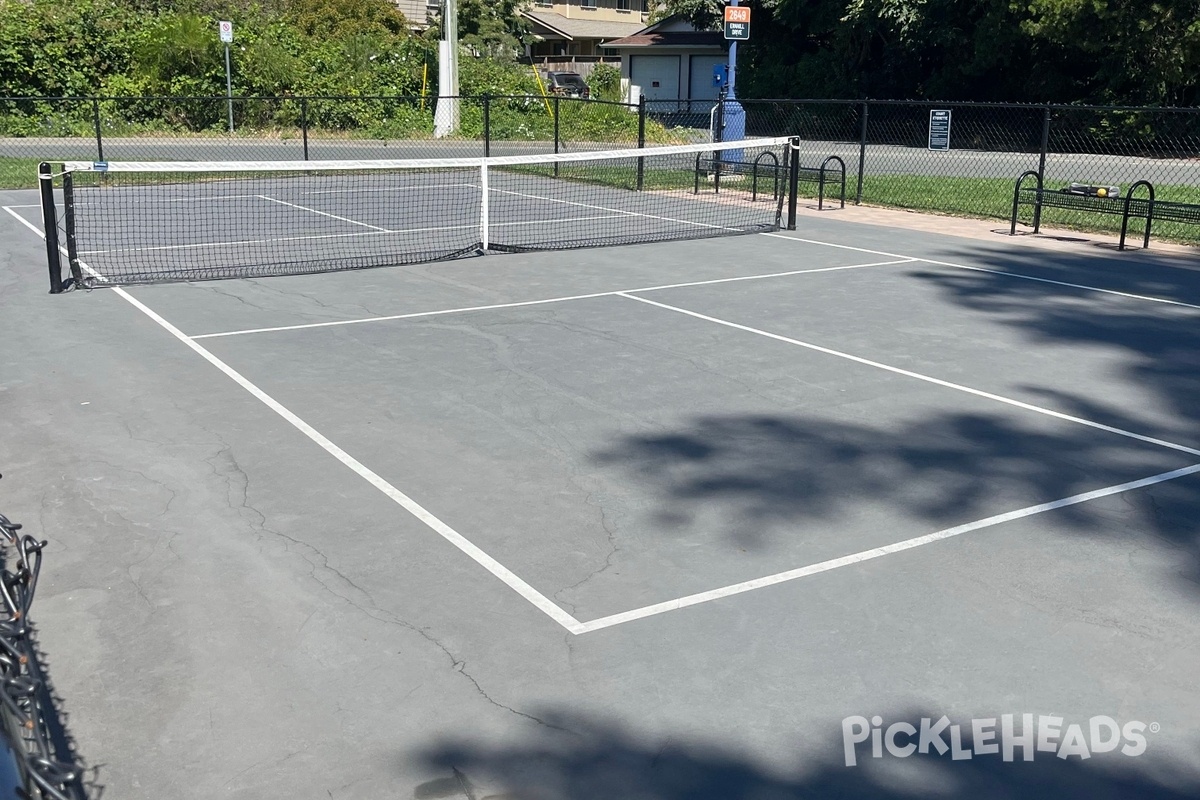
[
  {"xmin": 7, "ymin": 204, "xmax": 1200, "ymax": 636},
  {"xmin": 572, "ymin": 463, "xmax": 1200, "ymax": 634},
  {"xmin": 3, "ymin": 203, "xmax": 586, "ymax": 633},
  {"xmin": 762, "ymin": 232, "xmax": 1200, "ymax": 312}
]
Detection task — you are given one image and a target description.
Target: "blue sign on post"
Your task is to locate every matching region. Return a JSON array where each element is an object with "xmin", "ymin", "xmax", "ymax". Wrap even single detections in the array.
[
  {"xmin": 929, "ymin": 110, "xmax": 952, "ymax": 151},
  {"xmin": 712, "ymin": 64, "xmax": 728, "ymax": 89}
]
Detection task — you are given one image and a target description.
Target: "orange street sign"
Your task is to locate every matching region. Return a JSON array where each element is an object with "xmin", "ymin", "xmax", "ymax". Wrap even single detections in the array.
[{"xmin": 724, "ymin": 6, "xmax": 751, "ymax": 23}]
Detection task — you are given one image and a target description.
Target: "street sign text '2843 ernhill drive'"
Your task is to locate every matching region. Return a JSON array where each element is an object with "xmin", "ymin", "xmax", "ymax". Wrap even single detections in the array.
[{"xmin": 724, "ymin": 6, "xmax": 750, "ymax": 40}]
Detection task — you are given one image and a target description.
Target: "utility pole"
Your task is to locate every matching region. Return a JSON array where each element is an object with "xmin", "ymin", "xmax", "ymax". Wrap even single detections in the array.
[{"xmin": 434, "ymin": 0, "xmax": 460, "ymax": 137}]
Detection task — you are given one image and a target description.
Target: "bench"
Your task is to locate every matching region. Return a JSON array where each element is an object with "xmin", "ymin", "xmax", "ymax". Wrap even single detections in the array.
[
  {"xmin": 1144, "ymin": 198, "xmax": 1200, "ymax": 243},
  {"xmin": 1010, "ymin": 170, "xmax": 1154, "ymax": 250},
  {"xmin": 695, "ymin": 153, "xmax": 846, "ymax": 210}
]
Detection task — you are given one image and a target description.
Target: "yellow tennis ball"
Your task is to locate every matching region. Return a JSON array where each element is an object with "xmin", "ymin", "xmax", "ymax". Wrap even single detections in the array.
[{"xmin": 1097, "ymin": 187, "xmax": 1108, "ymax": 197}]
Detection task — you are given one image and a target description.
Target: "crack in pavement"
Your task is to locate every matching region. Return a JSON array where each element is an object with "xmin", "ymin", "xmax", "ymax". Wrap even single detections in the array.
[{"xmin": 205, "ymin": 441, "xmax": 570, "ymax": 734}]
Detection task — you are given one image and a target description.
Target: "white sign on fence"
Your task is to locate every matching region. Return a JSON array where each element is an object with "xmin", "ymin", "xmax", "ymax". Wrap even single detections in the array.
[{"xmin": 219, "ymin": 21, "xmax": 234, "ymax": 43}]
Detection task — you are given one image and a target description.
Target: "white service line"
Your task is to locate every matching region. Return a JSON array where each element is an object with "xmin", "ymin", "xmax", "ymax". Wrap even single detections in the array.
[
  {"xmin": 256, "ymin": 194, "xmax": 390, "ymax": 232},
  {"xmin": 618, "ymin": 292, "xmax": 1200, "ymax": 458},
  {"xmin": 573, "ymin": 462, "xmax": 1200, "ymax": 634},
  {"xmin": 763, "ymin": 232, "xmax": 1200, "ymax": 312},
  {"xmin": 7, "ymin": 202, "xmax": 585, "ymax": 634},
  {"xmin": 191, "ymin": 259, "xmax": 915, "ymax": 339}
]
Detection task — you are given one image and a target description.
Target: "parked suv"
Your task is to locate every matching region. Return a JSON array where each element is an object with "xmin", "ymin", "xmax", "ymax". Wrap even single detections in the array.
[{"xmin": 544, "ymin": 72, "xmax": 590, "ymax": 98}]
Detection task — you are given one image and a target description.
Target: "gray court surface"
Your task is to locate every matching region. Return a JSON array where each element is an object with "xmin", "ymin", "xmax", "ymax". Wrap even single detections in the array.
[{"xmin": 2, "ymin": 189, "xmax": 1200, "ymax": 800}]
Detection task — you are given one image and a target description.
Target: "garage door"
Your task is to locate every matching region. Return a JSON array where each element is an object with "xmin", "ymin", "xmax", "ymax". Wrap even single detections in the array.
[
  {"xmin": 688, "ymin": 54, "xmax": 726, "ymax": 102},
  {"xmin": 630, "ymin": 55, "xmax": 681, "ymax": 104}
]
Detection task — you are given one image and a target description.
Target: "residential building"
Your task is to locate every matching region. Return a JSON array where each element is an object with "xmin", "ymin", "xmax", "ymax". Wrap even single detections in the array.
[{"xmin": 522, "ymin": 0, "xmax": 649, "ymax": 63}]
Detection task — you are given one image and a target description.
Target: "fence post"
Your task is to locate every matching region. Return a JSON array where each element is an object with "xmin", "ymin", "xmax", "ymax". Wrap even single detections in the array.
[
  {"xmin": 91, "ymin": 98, "xmax": 104, "ymax": 162},
  {"xmin": 301, "ymin": 97, "xmax": 310, "ymax": 161},
  {"xmin": 483, "ymin": 94, "xmax": 491, "ymax": 158},
  {"xmin": 553, "ymin": 95, "xmax": 561, "ymax": 178},
  {"xmin": 637, "ymin": 94, "xmax": 646, "ymax": 191},
  {"xmin": 1038, "ymin": 105, "xmax": 1050, "ymax": 177},
  {"xmin": 855, "ymin": 101, "xmax": 869, "ymax": 205},
  {"xmin": 714, "ymin": 89, "xmax": 726, "ymax": 194}
]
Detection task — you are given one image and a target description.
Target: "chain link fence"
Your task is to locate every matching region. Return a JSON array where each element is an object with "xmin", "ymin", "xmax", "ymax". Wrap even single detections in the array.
[
  {"xmin": 5, "ymin": 94, "xmax": 1200, "ymax": 242},
  {"xmin": 0, "ymin": 94, "xmax": 655, "ymax": 184}
]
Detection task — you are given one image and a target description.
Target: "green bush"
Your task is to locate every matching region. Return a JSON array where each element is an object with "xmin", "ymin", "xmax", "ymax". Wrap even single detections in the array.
[{"xmin": 587, "ymin": 64, "xmax": 622, "ymax": 102}]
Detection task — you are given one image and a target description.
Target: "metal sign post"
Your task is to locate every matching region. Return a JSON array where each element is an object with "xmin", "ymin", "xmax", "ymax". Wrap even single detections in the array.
[
  {"xmin": 219, "ymin": 21, "xmax": 234, "ymax": 134},
  {"xmin": 720, "ymin": 4, "xmax": 748, "ymax": 162}
]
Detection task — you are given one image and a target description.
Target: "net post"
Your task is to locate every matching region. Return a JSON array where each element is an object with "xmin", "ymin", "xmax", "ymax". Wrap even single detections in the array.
[
  {"xmin": 61, "ymin": 170, "xmax": 83, "ymax": 287},
  {"xmin": 553, "ymin": 95, "xmax": 561, "ymax": 178},
  {"xmin": 787, "ymin": 137, "xmax": 801, "ymax": 231},
  {"xmin": 636, "ymin": 94, "xmax": 646, "ymax": 191},
  {"xmin": 39, "ymin": 163, "xmax": 63, "ymax": 294},
  {"xmin": 301, "ymin": 98, "xmax": 310, "ymax": 161},
  {"xmin": 483, "ymin": 94, "xmax": 491, "ymax": 158},
  {"xmin": 856, "ymin": 101, "xmax": 868, "ymax": 204},
  {"xmin": 480, "ymin": 163, "xmax": 490, "ymax": 251},
  {"xmin": 91, "ymin": 98, "xmax": 104, "ymax": 162}
]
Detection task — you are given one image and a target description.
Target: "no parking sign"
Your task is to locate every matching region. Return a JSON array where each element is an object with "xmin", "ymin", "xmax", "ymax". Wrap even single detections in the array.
[{"xmin": 219, "ymin": 20, "xmax": 234, "ymax": 43}]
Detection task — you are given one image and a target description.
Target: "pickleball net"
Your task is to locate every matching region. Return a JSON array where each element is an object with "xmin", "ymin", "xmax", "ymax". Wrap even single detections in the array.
[{"xmin": 39, "ymin": 136, "xmax": 800, "ymax": 290}]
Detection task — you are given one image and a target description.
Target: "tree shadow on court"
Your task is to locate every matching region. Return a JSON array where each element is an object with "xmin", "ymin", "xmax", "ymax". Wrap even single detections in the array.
[
  {"xmin": 907, "ymin": 246, "xmax": 1200, "ymax": 583},
  {"xmin": 584, "ymin": 244, "xmax": 1200, "ymax": 589},
  {"xmin": 910, "ymin": 246, "xmax": 1200, "ymax": 445},
  {"xmin": 589, "ymin": 411, "xmax": 1199, "ymax": 581},
  {"xmin": 414, "ymin": 710, "xmax": 1200, "ymax": 799}
]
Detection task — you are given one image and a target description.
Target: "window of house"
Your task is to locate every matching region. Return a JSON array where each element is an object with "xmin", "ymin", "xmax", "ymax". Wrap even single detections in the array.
[
  {"xmin": 616, "ymin": 0, "xmax": 631, "ymax": 9},
  {"xmin": 581, "ymin": 0, "xmax": 597, "ymax": 8}
]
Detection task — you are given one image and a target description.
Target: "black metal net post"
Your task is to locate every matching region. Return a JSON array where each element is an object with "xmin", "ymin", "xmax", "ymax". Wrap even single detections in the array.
[
  {"xmin": 38, "ymin": 163, "xmax": 63, "ymax": 294},
  {"xmin": 787, "ymin": 138, "xmax": 801, "ymax": 229}
]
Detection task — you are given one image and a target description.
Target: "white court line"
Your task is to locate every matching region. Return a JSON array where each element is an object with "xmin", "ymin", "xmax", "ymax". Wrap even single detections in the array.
[
  {"xmin": 487, "ymin": 185, "xmax": 732, "ymax": 233},
  {"xmin": 6, "ymin": 208, "xmax": 586, "ymax": 634},
  {"xmin": 573, "ymin": 463, "xmax": 1200, "ymax": 634},
  {"xmin": 4, "ymin": 205, "xmax": 46, "ymax": 236},
  {"xmin": 762, "ymin": 233, "xmax": 1200, "ymax": 312},
  {"xmin": 256, "ymin": 195, "xmax": 390, "ymax": 232},
  {"xmin": 618, "ymin": 292, "xmax": 1200, "ymax": 458},
  {"xmin": 10, "ymin": 207, "xmax": 1200, "ymax": 635},
  {"xmin": 78, "ymin": 214, "xmax": 628, "ymax": 256},
  {"xmin": 191, "ymin": 259, "xmax": 914, "ymax": 339}
]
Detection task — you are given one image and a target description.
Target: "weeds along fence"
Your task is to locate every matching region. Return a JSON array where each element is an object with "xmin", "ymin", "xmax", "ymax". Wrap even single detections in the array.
[{"xmin": 4, "ymin": 95, "xmax": 1200, "ymax": 241}]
